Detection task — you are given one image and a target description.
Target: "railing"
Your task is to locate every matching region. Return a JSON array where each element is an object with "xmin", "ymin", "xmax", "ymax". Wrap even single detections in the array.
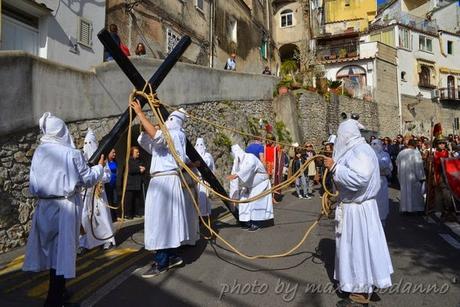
[
  {"xmin": 439, "ymin": 87, "xmax": 460, "ymax": 101},
  {"xmin": 371, "ymin": 12, "xmax": 438, "ymax": 34},
  {"xmin": 418, "ymin": 81, "xmax": 437, "ymax": 89},
  {"xmin": 316, "ymin": 42, "xmax": 359, "ymax": 62}
]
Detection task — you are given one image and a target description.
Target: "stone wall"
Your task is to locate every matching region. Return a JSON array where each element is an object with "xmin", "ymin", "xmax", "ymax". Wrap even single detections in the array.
[
  {"xmin": 0, "ymin": 99, "xmax": 273, "ymax": 253},
  {"xmin": 297, "ymin": 92, "xmax": 380, "ymax": 147}
]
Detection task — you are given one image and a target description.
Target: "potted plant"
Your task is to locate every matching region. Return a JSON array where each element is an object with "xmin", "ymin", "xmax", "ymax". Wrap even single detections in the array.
[
  {"xmin": 277, "ymin": 78, "xmax": 292, "ymax": 95},
  {"xmin": 328, "ymin": 79, "xmax": 342, "ymax": 94},
  {"xmin": 338, "ymin": 48, "xmax": 347, "ymax": 59}
]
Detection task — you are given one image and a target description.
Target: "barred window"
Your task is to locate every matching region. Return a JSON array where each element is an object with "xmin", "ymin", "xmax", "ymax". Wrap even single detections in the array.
[{"xmin": 166, "ymin": 28, "xmax": 181, "ymax": 53}]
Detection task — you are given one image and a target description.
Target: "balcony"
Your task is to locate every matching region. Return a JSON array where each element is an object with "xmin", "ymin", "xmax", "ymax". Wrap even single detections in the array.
[
  {"xmin": 371, "ymin": 12, "xmax": 438, "ymax": 34},
  {"xmin": 439, "ymin": 87, "xmax": 460, "ymax": 101},
  {"xmin": 316, "ymin": 42, "xmax": 359, "ymax": 63}
]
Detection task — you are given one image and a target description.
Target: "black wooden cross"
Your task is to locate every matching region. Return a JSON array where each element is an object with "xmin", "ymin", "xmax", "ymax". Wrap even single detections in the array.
[{"xmin": 90, "ymin": 29, "xmax": 237, "ymax": 219}]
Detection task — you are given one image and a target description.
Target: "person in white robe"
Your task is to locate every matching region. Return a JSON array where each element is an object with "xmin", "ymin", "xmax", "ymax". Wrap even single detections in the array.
[
  {"xmin": 79, "ymin": 129, "xmax": 116, "ymax": 250},
  {"xmin": 194, "ymin": 138, "xmax": 216, "ymax": 217},
  {"xmin": 22, "ymin": 113, "xmax": 104, "ymax": 307},
  {"xmin": 396, "ymin": 139, "xmax": 426, "ymax": 213},
  {"xmin": 323, "ymin": 119, "xmax": 393, "ymax": 306},
  {"xmin": 371, "ymin": 139, "xmax": 393, "ymax": 227},
  {"xmin": 130, "ymin": 100, "xmax": 196, "ymax": 277},
  {"xmin": 228, "ymin": 144, "xmax": 274, "ymax": 231}
]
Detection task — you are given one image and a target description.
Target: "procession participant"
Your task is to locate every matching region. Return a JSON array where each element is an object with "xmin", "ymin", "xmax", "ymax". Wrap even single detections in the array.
[
  {"xmin": 228, "ymin": 144, "xmax": 274, "ymax": 232},
  {"xmin": 130, "ymin": 100, "xmax": 194, "ymax": 277},
  {"xmin": 22, "ymin": 113, "xmax": 104, "ymax": 307},
  {"xmin": 194, "ymin": 138, "xmax": 216, "ymax": 218},
  {"xmin": 432, "ymin": 137, "xmax": 457, "ymax": 221},
  {"xmin": 396, "ymin": 139, "xmax": 426, "ymax": 214},
  {"xmin": 371, "ymin": 139, "xmax": 393, "ymax": 227},
  {"xmin": 323, "ymin": 119, "xmax": 393, "ymax": 307},
  {"xmin": 80, "ymin": 129, "xmax": 116, "ymax": 251}
]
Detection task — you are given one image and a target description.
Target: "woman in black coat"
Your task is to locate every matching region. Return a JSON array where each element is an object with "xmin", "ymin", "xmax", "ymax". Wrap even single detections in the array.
[{"xmin": 125, "ymin": 146, "xmax": 145, "ymax": 218}]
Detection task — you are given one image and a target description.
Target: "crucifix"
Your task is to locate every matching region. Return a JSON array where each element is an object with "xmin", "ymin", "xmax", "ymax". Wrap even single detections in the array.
[{"xmin": 89, "ymin": 29, "xmax": 238, "ymax": 219}]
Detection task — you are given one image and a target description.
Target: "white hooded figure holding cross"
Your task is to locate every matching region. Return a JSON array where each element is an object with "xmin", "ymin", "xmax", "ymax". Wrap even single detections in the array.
[
  {"xmin": 131, "ymin": 99, "xmax": 197, "ymax": 278},
  {"xmin": 79, "ymin": 129, "xmax": 116, "ymax": 251}
]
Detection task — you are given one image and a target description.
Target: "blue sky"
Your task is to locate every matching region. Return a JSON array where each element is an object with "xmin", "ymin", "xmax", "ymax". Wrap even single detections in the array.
[{"xmin": 378, "ymin": 0, "xmax": 388, "ymax": 4}]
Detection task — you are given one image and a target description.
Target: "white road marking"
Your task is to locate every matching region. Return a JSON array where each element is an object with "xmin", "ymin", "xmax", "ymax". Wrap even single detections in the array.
[{"xmin": 439, "ymin": 233, "xmax": 460, "ymax": 249}]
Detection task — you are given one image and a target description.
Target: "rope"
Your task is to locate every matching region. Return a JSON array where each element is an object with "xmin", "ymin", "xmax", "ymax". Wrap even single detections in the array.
[{"xmin": 128, "ymin": 85, "xmax": 339, "ymax": 259}]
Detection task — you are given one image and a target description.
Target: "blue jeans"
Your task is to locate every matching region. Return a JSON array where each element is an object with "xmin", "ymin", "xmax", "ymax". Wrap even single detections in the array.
[
  {"xmin": 295, "ymin": 174, "xmax": 308, "ymax": 196},
  {"xmin": 154, "ymin": 249, "xmax": 175, "ymax": 268}
]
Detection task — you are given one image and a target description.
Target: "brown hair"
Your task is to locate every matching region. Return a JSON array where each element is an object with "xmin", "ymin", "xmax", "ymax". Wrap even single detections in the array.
[{"xmin": 130, "ymin": 146, "xmax": 139, "ymax": 156}]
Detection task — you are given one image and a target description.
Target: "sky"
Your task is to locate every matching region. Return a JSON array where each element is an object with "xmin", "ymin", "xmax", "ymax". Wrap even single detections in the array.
[{"xmin": 378, "ymin": 0, "xmax": 388, "ymax": 4}]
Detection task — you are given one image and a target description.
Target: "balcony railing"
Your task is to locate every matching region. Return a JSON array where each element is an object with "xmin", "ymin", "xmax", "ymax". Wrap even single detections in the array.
[
  {"xmin": 439, "ymin": 87, "xmax": 460, "ymax": 101},
  {"xmin": 371, "ymin": 12, "xmax": 438, "ymax": 34},
  {"xmin": 316, "ymin": 42, "xmax": 359, "ymax": 62}
]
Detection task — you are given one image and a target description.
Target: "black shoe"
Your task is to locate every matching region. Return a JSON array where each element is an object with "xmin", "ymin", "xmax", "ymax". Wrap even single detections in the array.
[
  {"xmin": 168, "ymin": 256, "xmax": 184, "ymax": 270},
  {"xmin": 240, "ymin": 222, "xmax": 250, "ymax": 229},
  {"xmin": 141, "ymin": 263, "xmax": 167, "ymax": 278},
  {"xmin": 336, "ymin": 298, "xmax": 368, "ymax": 307},
  {"xmin": 247, "ymin": 224, "xmax": 260, "ymax": 232}
]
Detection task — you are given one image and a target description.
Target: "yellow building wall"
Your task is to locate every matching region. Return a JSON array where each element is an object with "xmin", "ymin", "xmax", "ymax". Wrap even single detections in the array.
[
  {"xmin": 370, "ymin": 29, "xmax": 396, "ymax": 47},
  {"xmin": 325, "ymin": 0, "xmax": 377, "ymax": 24}
]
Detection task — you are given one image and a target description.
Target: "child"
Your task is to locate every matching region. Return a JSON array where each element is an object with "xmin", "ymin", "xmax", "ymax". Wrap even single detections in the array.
[{"xmin": 292, "ymin": 148, "xmax": 311, "ymax": 199}]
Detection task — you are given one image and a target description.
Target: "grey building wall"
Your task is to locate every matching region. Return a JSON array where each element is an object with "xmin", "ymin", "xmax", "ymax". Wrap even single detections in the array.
[{"xmin": 0, "ymin": 51, "xmax": 277, "ymax": 136}]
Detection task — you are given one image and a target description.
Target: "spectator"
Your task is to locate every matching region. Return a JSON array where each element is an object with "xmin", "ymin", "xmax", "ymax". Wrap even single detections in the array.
[
  {"xmin": 224, "ymin": 52, "xmax": 236, "ymax": 71},
  {"xmin": 135, "ymin": 42, "xmax": 147, "ymax": 57},
  {"xmin": 104, "ymin": 24, "xmax": 130, "ymax": 60},
  {"xmin": 292, "ymin": 148, "xmax": 310, "ymax": 199},
  {"xmin": 125, "ymin": 146, "xmax": 146, "ymax": 219},
  {"xmin": 303, "ymin": 143, "xmax": 316, "ymax": 197},
  {"xmin": 262, "ymin": 66, "xmax": 272, "ymax": 75},
  {"xmin": 105, "ymin": 149, "xmax": 119, "ymax": 222}
]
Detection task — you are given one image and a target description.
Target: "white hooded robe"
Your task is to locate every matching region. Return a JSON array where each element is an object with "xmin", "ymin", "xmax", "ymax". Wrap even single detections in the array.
[
  {"xmin": 231, "ymin": 145, "xmax": 274, "ymax": 222},
  {"xmin": 23, "ymin": 113, "xmax": 103, "ymax": 278},
  {"xmin": 332, "ymin": 120, "xmax": 393, "ymax": 293},
  {"xmin": 137, "ymin": 110, "xmax": 192, "ymax": 250},
  {"xmin": 194, "ymin": 138, "xmax": 216, "ymax": 217},
  {"xmin": 396, "ymin": 148, "xmax": 426, "ymax": 212},
  {"xmin": 371, "ymin": 139, "xmax": 393, "ymax": 224},
  {"xmin": 79, "ymin": 129, "xmax": 116, "ymax": 249}
]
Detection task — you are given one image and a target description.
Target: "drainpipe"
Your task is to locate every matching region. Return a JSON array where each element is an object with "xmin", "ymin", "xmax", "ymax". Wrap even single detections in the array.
[
  {"xmin": 209, "ymin": 0, "xmax": 214, "ymax": 68},
  {"xmin": 396, "ymin": 57, "xmax": 403, "ymax": 134},
  {"xmin": 265, "ymin": 0, "xmax": 271, "ymax": 67}
]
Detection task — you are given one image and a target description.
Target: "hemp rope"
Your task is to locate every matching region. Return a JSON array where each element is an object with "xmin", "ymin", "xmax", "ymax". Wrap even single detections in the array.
[{"xmin": 124, "ymin": 86, "xmax": 339, "ymax": 259}]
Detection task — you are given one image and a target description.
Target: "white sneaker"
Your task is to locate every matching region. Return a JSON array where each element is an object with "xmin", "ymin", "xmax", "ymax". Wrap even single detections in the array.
[
  {"xmin": 304, "ymin": 195, "xmax": 312, "ymax": 200},
  {"xmin": 298, "ymin": 195, "xmax": 304, "ymax": 199},
  {"xmin": 103, "ymin": 242, "xmax": 113, "ymax": 250}
]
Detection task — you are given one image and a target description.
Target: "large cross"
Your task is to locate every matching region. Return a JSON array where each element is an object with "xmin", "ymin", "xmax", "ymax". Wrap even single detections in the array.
[{"xmin": 89, "ymin": 29, "xmax": 238, "ymax": 219}]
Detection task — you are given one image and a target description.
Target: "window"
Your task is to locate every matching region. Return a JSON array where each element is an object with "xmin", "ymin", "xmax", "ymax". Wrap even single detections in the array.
[
  {"xmin": 195, "ymin": 0, "xmax": 204, "ymax": 12},
  {"xmin": 1, "ymin": 14, "xmax": 38, "ymax": 55},
  {"xmin": 228, "ymin": 18, "xmax": 237, "ymax": 43},
  {"xmin": 345, "ymin": 0, "xmax": 350, "ymax": 7},
  {"xmin": 260, "ymin": 40, "xmax": 268, "ymax": 59},
  {"xmin": 401, "ymin": 71, "xmax": 407, "ymax": 81},
  {"xmin": 418, "ymin": 64, "xmax": 433, "ymax": 87},
  {"xmin": 419, "ymin": 35, "xmax": 433, "ymax": 52},
  {"xmin": 447, "ymin": 40, "xmax": 453, "ymax": 55},
  {"xmin": 166, "ymin": 28, "xmax": 181, "ymax": 53},
  {"xmin": 280, "ymin": 9, "xmax": 293, "ymax": 28},
  {"xmin": 399, "ymin": 28, "xmax": 411, "ymax": 50},
  {"xmin": 78, "ymin": 17, "xmax": 93, "ymax": 47}
]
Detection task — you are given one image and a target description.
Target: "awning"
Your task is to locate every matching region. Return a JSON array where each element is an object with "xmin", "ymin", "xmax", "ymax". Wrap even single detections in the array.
[{"xmin": 2, "ymin": 0, "xmax": 52, "ymax": 17}]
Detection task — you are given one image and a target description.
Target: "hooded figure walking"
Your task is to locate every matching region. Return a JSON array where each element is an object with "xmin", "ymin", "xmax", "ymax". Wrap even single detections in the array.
[{"xmin": 323, "ymin": 119, "xmax": 393, "ymax": 307}]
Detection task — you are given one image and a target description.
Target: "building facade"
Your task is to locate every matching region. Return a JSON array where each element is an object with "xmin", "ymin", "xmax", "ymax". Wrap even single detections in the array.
[
  {"xmin": 106, "ymin": 0, "xmax": 279, "ymax": 74},
  {"xmin": 0, "ymin": 0, "xmax": 106, "ymax": 70},
  {"xmin": 371, "ymin": 0, "xmax": 460, "ymax": 135}
]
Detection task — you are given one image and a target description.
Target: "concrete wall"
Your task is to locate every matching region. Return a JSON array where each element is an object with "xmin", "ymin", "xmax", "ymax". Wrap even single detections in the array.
[{"xmin": 0, "ymin": 51, "xmax": 277, "ymax": 136}]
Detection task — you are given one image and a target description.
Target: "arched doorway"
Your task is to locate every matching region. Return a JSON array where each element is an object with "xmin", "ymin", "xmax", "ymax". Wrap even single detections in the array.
[{"xmin": 278, "ymin": 43, "xmax": 299, "ymax": 77}]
